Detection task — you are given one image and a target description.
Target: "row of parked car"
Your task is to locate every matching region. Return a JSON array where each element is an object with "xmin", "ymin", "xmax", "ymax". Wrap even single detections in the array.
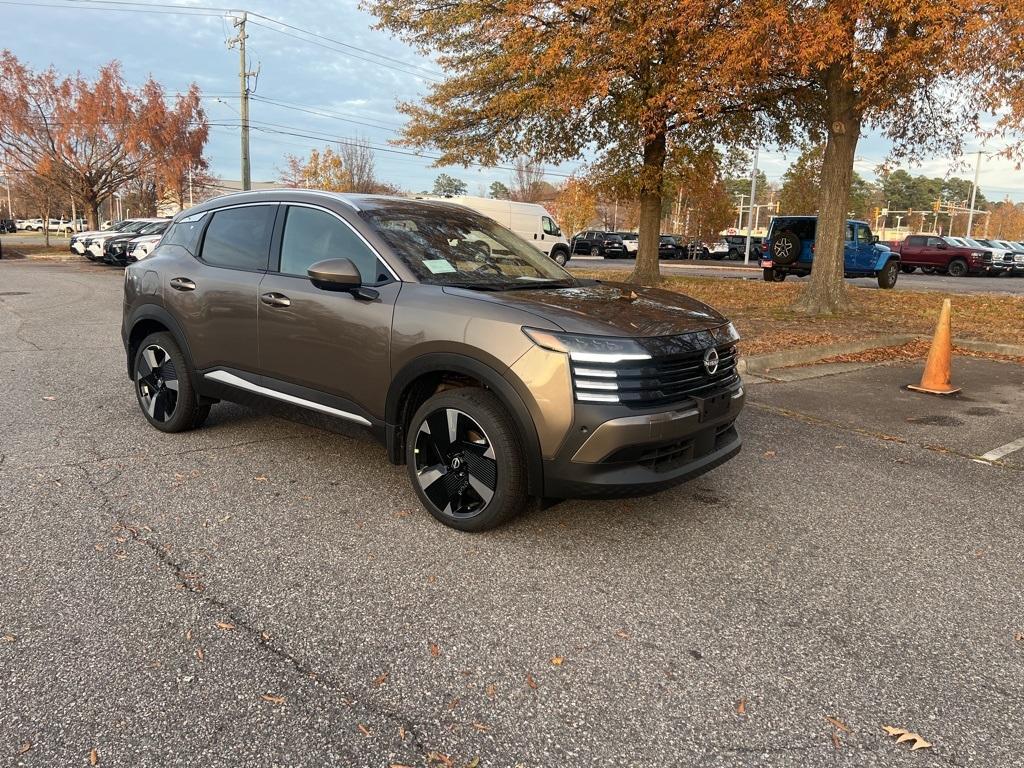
[
  {"xmin": 569, "ymin": 230, "xmax": 765, "ymax": 261},
  {"xmin": 69, "ymin": 218, "xmax": 170, "ymax": 265},
  {"xmin": 886, "ymin": 234, "xmax": 1024, "ymax": 276}
]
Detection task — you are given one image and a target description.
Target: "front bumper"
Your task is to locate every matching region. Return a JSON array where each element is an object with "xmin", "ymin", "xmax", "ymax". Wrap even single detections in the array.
[{"xmin": 543, "ymin": 384, "xmax": 745, "ymax": 498}]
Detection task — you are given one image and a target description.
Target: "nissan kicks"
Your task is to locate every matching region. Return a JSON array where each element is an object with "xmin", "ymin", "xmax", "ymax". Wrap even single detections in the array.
[{"xmin": 122, "ymin": 191, "xmax": 745, "ymax": 531}]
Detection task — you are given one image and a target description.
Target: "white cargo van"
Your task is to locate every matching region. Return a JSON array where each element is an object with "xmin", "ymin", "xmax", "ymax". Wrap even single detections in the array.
[{"xmin": 422, "ymin": 195, "xmax": 571, "ymax": 266}]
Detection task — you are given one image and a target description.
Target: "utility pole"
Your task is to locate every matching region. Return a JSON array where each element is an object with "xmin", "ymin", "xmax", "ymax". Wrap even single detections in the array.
[
  {"xmin": 228, "ymin": 12, "xmax": 255, "ymax": 191},
  {"xmin": 744, "ymin": 148, "xmax": 759, "ymax": 265},
  {"xmin": 965, "ymin": 150, "xmax": 982, "ymax": 237}
]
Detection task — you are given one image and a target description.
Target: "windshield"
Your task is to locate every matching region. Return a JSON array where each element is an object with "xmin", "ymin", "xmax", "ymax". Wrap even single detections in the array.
[
  {"xmin": 964, "ymin": 238, "xmax": 988, "ymax": 249},
  {"xmin": 364, "ymin": 204, "xmax": 574, "ymax": 288},
  {"xmin": 618, "ymin": 233, "xmax": 637, "ymax": 241},
  {"xmin": 943, "ymin": 237, "xmax": 965, "ymax": 246},
  {"xmin": 139, "ymin": 221, "xmax": 168, "ymax": 236}
]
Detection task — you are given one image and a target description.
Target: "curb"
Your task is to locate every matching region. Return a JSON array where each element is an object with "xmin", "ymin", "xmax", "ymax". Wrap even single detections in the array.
[
  {"xmin": 737, "ymin": 334, "xmax": 1024, "ymax": 375},
  {"xmin": 739, "ymin": 334, "xmax": 916, "ymax": 374}
]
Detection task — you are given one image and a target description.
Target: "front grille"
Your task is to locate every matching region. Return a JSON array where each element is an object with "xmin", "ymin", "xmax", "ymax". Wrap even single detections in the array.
[
  {"xmin": 603, "ymin": 420, "xmax": 737, "ymax": 472},
  {"xmin": 573, "ymin": 344, "xmax": 739, "ymax": 408}
]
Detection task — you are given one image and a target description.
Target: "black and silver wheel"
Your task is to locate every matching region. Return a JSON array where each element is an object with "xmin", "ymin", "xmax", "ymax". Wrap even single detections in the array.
[
  {"xmin": 133, "ymin": 331, "xmax": 209, "ymax": 433},
  {"xmin": 590, "ymin": 246, "xmax": 601, "ymax": 257},
  {"xmin": 406, "ymin": 388, "xmax": 528, "ymax": 531},
  {"xmin": 877, "ymin": 260, "xmax": 900, "ymax": 289},
  {"xmin": 771, "ymin": 232, "xmax": 801, "ymax": 265},
  {"xmin": 551, "ymin": 248, "xmax": 568, "ymax": 267},
  {"xmin": 947, "ymin": 258, "xmax": 968, "ymax": 278}
]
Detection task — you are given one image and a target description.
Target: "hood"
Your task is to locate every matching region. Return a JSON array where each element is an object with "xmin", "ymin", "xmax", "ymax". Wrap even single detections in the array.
[{"xmin": 444, "ymin": 280, "xmax": 726, "ymax": 337}]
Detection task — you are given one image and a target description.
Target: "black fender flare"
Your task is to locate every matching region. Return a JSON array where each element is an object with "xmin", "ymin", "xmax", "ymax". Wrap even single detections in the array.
[
  {"xmin": 386, "ymin": 353, "xmax": 545, "ymax": 497},
  {"xmin": 124, "ymin": 303, "xmax": 197, "ymax": 383}
]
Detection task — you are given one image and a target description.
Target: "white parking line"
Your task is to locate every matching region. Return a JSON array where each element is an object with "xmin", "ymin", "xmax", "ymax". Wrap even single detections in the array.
[{"xmin": 979, "ymin": 437, "xmax": 1024, "ymax": 462}]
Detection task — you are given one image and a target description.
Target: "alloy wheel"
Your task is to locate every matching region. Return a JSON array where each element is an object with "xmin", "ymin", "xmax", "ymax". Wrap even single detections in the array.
[
  {"xmin": 413, "ymin": 408, "xmax": 498, "ymax": 518},
  {"xmin": 136, "ymin": 344, "xmax": 179, "ymax": 422}
]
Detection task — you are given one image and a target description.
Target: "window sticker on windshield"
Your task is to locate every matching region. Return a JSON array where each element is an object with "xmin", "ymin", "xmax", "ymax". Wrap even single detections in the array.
[{"xmin": 423, "ymin": 259, "xmax": 457, "ymax": 274}]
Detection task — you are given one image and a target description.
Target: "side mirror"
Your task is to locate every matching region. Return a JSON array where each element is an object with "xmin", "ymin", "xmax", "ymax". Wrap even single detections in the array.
[
  {"xmin": 872, "ymin": 234, "xmax": 880, "ymax": 243},
  {"xmin": 937, "ymin": 242, "xmax": 947, "ymax": 249},
  {"xmin": 308, "ymin": 257, "xmax": 361, "ymax": 291}
]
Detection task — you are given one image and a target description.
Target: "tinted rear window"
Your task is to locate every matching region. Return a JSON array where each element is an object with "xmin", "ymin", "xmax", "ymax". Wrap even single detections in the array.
[
  {"xmin": 200, "ymin": 205, "xmax": 276, "ymax": 271},
  {"xmin": 161, "ymin": 211, "xmax": 209, "ymax": 256}
]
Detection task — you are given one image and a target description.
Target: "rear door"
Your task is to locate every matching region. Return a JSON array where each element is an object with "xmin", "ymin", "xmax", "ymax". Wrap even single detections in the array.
[
  {"xmin": 843, "ymin": 223, "xmax": 858, "ymax": 270},
  {"xmin": 163, "ymin": 204, "xmax": 277, "ymax": 374}
]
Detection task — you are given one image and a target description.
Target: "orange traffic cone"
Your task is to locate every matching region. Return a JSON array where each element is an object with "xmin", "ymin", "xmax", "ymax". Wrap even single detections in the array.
[{"xmin": 907, "ymin": 298, "xmax": 961, "ymax": 396}]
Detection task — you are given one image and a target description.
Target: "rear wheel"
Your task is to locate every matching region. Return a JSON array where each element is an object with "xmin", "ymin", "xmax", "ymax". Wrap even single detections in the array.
[
  {"xmin": 133, "ymin": 332, "xmax": 210, "ymax": 433},
  {"xmin": 947, "ymin": 258, "xmax": 968, "ymax": 278},
  {"xmin": 763, "ymin": 268, "xmax": 786, "ymax": 282},
  {"xmin": 590, "ymin": 246, "xmax": 601, "ymax": 257},
  {"xmin": 877, "ymin": 260, "xmax": 900, "ymax": 289},
  {"xmin": 901, "ymin": 265, "xmax": 916, "ymax": 274},
  {"xmin": 406, "ymin": 388, "xmax": 529, "ymax": 532}
]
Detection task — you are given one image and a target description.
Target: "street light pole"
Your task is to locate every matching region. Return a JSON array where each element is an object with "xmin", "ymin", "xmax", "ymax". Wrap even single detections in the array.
[
  {"xmin": 966, "ymin": 150, "xmax": 982, "ymax": 237},
  {"xmin": 744, "ymin": 148, "xmax": 759, "ymax": 265}
]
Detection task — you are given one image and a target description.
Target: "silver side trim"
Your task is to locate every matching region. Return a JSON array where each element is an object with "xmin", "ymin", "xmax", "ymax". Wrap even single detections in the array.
[{"xmin": 204, "ymin": 370, "xmax": 371, "ymax": 426}]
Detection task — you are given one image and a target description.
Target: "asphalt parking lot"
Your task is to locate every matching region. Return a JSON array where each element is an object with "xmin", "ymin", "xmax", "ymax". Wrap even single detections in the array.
[
  {"xmin": 572, "ymin": 256, "xmax": 1024, "ymax": 296},
  {"xmin": 2, "ymin": 260, "xmax": 1023, "ymax": 767}
]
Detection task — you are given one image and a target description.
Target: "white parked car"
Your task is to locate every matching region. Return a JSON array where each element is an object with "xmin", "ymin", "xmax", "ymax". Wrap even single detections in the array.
[
  {"xmin": 70, "ymin": 220, "xmax": 135, "ymax": 255},
  {"xmin": 617, "ymin": 232, "xmax": 639, "ymax": 254},
  {"xmin": 421, "ymin": 194, "xmax": 572, "ymax": 266},
  {"xmin": 84, "ymin": 219, "xmax": 161, "ymax": 260},
  {"xmin": 126, "ymin": 233, "xmax": 164, "ymax": 262}
]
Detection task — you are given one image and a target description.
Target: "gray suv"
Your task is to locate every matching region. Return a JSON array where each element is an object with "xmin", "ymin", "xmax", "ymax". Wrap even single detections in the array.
[{"xmin": 122, "ymin": 190, "xmax": 744, "ymax": 531}]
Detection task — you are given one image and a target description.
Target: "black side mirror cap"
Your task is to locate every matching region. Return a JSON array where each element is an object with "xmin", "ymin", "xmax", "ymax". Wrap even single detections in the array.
[{"xmin": 308, "ymin": 257, "xmax": 362, "ymax": 291}]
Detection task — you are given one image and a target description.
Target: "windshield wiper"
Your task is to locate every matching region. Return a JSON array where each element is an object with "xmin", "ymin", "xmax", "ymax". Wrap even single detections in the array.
[{"xmin": 503, "ymin": 279, "xmax": 575, "ymax": 291}]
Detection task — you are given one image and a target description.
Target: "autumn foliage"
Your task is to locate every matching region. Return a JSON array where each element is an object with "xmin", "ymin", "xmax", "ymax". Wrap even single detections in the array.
[{"xmin": 0, "ymin": 52, "xmax": 208, "ymax": 227}]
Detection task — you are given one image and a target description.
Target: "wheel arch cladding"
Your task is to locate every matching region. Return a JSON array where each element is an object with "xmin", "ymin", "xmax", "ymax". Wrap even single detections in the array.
[
  {"xmin": 126, "ymin": 305, "xmax": 196, "ymax": 381},
  {"xmin": 386, "ymin": 353, "xmax": 545, "ymax": 497}
]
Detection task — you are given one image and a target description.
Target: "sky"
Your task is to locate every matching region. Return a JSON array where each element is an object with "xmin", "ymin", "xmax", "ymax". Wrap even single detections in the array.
[{"xmin": 4, "ymin": 0, "xmax": 1023, "ymax": 203}]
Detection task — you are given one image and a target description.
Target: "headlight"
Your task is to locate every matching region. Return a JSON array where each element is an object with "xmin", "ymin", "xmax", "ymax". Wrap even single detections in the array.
[
  {"xmin": 522, "ymin": 327, "xmax": 651, "ymax": 363},
  {"xmin": 713, "ymin": 321, "xmax": 741, "ymax": 344}
]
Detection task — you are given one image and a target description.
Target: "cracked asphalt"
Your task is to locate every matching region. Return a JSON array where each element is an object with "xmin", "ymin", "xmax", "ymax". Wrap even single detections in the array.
[{"xmin": 1, "ymin": 259, "xmax": 1022, "ymax": 767}]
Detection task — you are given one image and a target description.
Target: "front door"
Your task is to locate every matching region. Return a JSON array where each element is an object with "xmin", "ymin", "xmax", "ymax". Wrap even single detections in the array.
[{"xmin": 257, "ymin": 204, "xmax": 400, "ymax": 423}]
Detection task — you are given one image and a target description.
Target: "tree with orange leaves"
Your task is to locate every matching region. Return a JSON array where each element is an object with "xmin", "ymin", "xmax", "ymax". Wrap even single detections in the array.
[
  {"xmin": 0, "ymin": 52, "xmax": 208, "ymax": 228},
  {"xmin": 752, "ymin": 0, "xmax": 1024, "ymax": 314},
  {"xmin": 366, "ymin": 1, "xmax": 775, "ymax": 284}
]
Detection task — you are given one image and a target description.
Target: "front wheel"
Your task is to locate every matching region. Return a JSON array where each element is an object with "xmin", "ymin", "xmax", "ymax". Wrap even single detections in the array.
[
  {"xmin": 406, "ymin": 388, "xmax": 529, "ymax": 532},
  {"xmin": 589, "ymin": 246, "xmax": 601, "ymax": 257},
  {"xmin": 551, "ymin": 248, "xmax": 568, "ymax": 267},
  {"xmin": 877, "ymin": 260, "xmax": 900, "ymax": 289},
  {"xmin": 133, "ymin": 332, "xmax": 210, "ymax": 432},
  {"xmin": 947, "ymin": 259, "xmax": 968, "ymax": 278}
]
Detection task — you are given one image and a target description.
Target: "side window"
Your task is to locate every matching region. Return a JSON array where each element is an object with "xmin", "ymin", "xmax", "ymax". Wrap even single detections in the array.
[
  {"xmin": 162, "ymin": 211, "xmax": 208, "ymax": 255},
  {"xmin": 927, "ymin": 237, "xmax": 942, "ymax": 247},
  {"xmin": 279, "ymin": 206, "xmax": 385, "ymax": 283},
  {"xmin": 908, "ymin": 236, "xmax": 924, "ymax": 247},
  {"xmin": 845, "ymin": 223, "xmax": 855, "ymax": 242},
  {"xmin": 542, "ymin": 216, "xmax": 560, "ymax": 236},
  {"xmin": 200, "ymin": 206, "xmax": 276, "ymax": 271},
  {"xmin": 857, "ymin": 225, "xmax": 871, "ymax": 244}
]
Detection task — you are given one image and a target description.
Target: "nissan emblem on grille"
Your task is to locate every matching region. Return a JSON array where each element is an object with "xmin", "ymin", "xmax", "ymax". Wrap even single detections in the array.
[{"xmin": 703, "ymin": 348, "xmax": 720, "ymax": 375}]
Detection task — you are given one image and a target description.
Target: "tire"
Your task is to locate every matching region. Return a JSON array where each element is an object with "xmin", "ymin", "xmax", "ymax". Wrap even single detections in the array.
[
  {"xmin": 589, "ymin": 246, "xmax": 601, "ymax": 257},
  {"xmin": 763, "ymin": 268, "xmax": 785, "ymax": 282},
  {"xmin": 406, "ymin": 388, "xmax": 529, "ymax": 532},
  {"xmin": 922, "ymin": 267, "xmax": 936, "ymax": 275},
  {"xmin": 901, "ymin": 265, "xmax": 916, "ymax": 274},
  {"xmin": 132, "ymin": 332, "xmax": 210, "ymax": 433},
  {"xmin": 947, "ymin": 258, "xmax": 968, "ymax": 278},
  {"xmin": 551, "ymin": 248, "xmax": 568, "ymax": 267},
  {"xmin": 877, "ymin": 260, "xmax": 899, "ymax": 289},
  {"xmin": 771, "ymin": 232, "xmax": 801, "ymax": 265}
]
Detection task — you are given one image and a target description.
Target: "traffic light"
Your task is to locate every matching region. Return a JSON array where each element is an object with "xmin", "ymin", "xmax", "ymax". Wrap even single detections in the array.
[
  {"xmin": 872, "ymin": 207, "xmax": 881, "ymax": 220},
  {"xmin": 932, "ymin": 200, "xmax": 941, "ymax": 213}
]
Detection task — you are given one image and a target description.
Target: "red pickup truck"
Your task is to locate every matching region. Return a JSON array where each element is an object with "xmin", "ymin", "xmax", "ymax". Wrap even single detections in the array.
[{"xmin": 885, "ymin": 235, "xmax": 991, "ymax": 277}]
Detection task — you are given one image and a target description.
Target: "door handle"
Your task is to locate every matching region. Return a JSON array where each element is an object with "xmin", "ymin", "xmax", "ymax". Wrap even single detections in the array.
[
  {"xmin": 169, "ymin": 277, "xmax": 196, "ymax": 291},
  {"xmin": 260, "ymin": 292, "xmax": 291, "ymax": 308}
]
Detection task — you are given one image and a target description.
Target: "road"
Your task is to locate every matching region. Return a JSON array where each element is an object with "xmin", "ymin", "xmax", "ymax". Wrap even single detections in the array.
[
  {"xmin": 2, "ymin": 260, "xmax": 1023, "ymax": 767},
  {"xmin": 570, "ymin": 256, "xmax": 1024, "ymax": 295}
]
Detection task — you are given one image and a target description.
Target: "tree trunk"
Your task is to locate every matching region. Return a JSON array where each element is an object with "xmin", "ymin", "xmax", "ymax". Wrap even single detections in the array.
[
  {"xmin": 628, "ymin": 129, "xmax": 667, "ymax": 285},
  {"xmin": 83, "ymin": 193, "xmax": 100, "ymax": 231},
  {"xmin": 793, "ymin": 70, "xmax": 861, "ymax": 315}
]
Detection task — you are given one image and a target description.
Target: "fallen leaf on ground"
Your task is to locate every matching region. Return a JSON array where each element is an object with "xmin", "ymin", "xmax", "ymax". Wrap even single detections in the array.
[
  {"xmin": 831, "ymin": 733, "xmax": 841, "ymax": 749},
  {"xmin": 466, "ymin": 758, "xmax": 481, "ymax": 768},
  {"xmin": 736, "ymin": 699, "xmax": 746, "ymax": 715},
  {"xmin": 427, "ymin": 752, "xmax": 453, "ymax": 767},
  {"xmin": 883, "ymin": 726, "xmax": 932, "ymax": 750},
  {"xmin": 1014, "ymin": 631, "xmax": 1024, "ymax": 641},
  {"xmin": 215, "ymin": 621, "xmax": 235, "ymax": 631},
  {"xmin": 254, "ymin": 475, "xmax": 268, "ymax": 482},
  {"xmin": 389, "ymin": 764, "xmax": 412, "ymax": 768},
  {"xmin": 373, "ymin": 672, "xmax": 389, "ymax": 686},
  {"xmin": 89, "ymin": 748, "xmax": 99, "ymax": 765},
  {"xmin": 448, "ymin": 697, "xmax": 460, "ymax": 710},
  {"xmin": 615, "ymin": 629, "xmax": 630, "ymax": 640},
  {"xmin": 550, "ymin": 656, "xmax": 564, "ymax": 666},
  {"xmin": 825, "ymin": 716, "xmax": 850, "ymax": 732},
  {"xmin": 42, "ymin": 396, "xmax": 57, "ymax": 401},
  {"xmin": 357, "ymin": 723, "xmax": 371, "ymax": 737},
  {"xmin": 18, "ymin": 742, "xmax": 32, "ymax": 754},
  {"xmin": 764, "ymin": 450, "xmax": 777, "ymax": 458},
  {"xmin": 398, "ymin": 726, "xmax": 407, "ymax": 740},
  {"xmin": 194, "ymin": 647, "xmax": 204, "ymax": 662},
  {"xmin": 526, "ymin": 673, "xmax": 538, "ymax": 690},
  {"xmin": 429, "ymin": 642, "xmax": 440, "ymax": 657},
  {"xmin": 485, "ymin": 683, "xmax": 496, "ymax": 698},
  {"xmin": 261, "ymin": 693, "xmax": 286, "ymax": 705},
  {"xmin": 1, "ymin": 634, "xmax": 15, "ymax": 642}
]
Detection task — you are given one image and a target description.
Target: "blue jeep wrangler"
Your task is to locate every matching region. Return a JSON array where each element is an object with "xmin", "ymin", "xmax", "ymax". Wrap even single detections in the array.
[{"xmin": 761, "ymin": 216, "xmax": 901, "ymax": 289}]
